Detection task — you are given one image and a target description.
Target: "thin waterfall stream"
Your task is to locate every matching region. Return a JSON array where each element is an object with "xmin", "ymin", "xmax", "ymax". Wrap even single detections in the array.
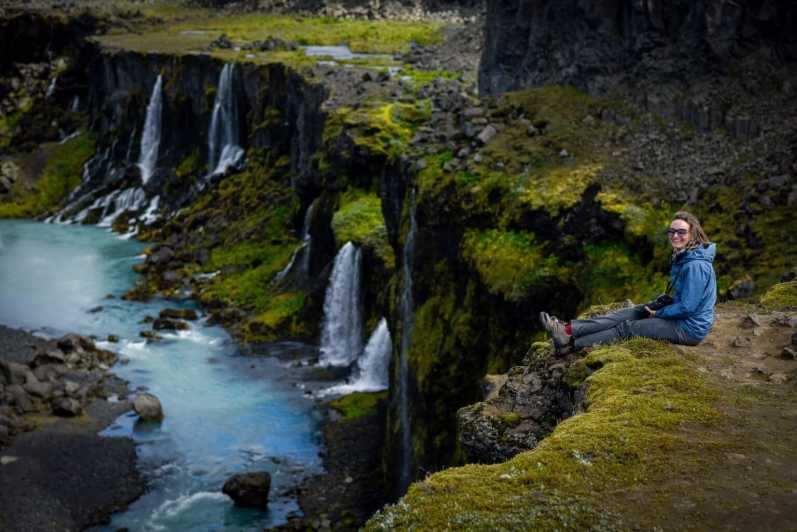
[
  {"xmin": 398, "ymin": 190, "xmax": 416, "ymax": 494},
  {"xmin": 208, "ymin": 63, "xmax": 244, "ymax": 176},
  {"xmin": 138, "ymin": 74, "xmax": 163, "ymax": 185},
  {"xmin": 0, "ymin": 220, "xmax": 322, "ymax": 530},
  {"xmin": 318, "ymin": 242, "xmax": 364, "ymax": 367}
]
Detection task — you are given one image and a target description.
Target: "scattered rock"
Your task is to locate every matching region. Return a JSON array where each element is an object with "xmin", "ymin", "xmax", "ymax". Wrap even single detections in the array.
[
  {"xmin": 731, "ymin": 336, "xmax": 753, "ymax": 348},
  {"xmin": 476, "ymin": 125, "xmax": 497, "ymax": 145},
  {"xmin": 32, "ymin": 349, "xmax": 66, "ymax": 367},
  {"xmin": 769, "ymin": 373, "xmax": 790, "ymax": 384},
  {"xmin": 781, "ymin": 347, "xmax": 796, "ymax": 360},
  {"xmin": 222, "ymin": 472, "xmax": 271, "ymax": 508},
  {"xmin": 87, "ymin": 305, "xmax": 103, "ymax": 314},
  {"xmin": 139, "ymin": 330, "xmax": 163, "ymax": 342},
  {"xmin": 210, "ymin": 33, "xmax": 233, "ymax": 49},
  {"xmin": 53, "ymin": 397, "xmax": 82, "ymax": 417},
  {"xmin": 159, "ymin": 308, "xmax": 198, "ymax": 321},
  {"xmin": 152, "ymin": 318, "xmax": 190, "ymax": 331},
  {"xmin": 107, "ymin": 334, "xmax": 120, "ymax": 343},
  {"xmin": 727, "ymin": 275, "xmax": 755, "ymax": 300},
  {"xmin": 742, "ymin": 313, "xmax": 762, "ymax": 328},
  {"xmin": 133, "ymin": 393, "xmax": 163, "ymax": 421},
  {"xmin": 751, "ymin": 366, "xmax": 772, "ymax": 377}
]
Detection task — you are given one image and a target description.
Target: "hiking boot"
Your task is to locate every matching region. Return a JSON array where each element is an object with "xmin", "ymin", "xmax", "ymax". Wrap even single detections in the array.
[{"xmin": 539, "ymin": 311, "xmax": 572, "ymax": 354}]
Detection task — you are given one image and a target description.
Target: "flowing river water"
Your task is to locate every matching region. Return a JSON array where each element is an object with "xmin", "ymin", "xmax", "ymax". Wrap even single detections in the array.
[{"xmin": 0, "ymin": 220, "xmax": 323, "ymax": 530}]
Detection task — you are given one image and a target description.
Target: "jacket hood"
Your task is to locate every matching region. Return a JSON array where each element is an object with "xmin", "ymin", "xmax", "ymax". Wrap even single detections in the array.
[{"xmin": 676, "ymin": 243, "xmax": 716, "ymax": 264}]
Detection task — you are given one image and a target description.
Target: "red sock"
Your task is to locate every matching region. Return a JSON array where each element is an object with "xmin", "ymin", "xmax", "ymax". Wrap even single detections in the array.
[{"xmin": 565, "ymin": 323, "xmax": 573, "ymax": 335}]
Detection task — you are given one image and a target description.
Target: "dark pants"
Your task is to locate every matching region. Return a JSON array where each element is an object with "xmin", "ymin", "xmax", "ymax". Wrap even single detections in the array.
[{"xmin": 571, "ymin": 306, "xmax": 701, "ymax": 350}]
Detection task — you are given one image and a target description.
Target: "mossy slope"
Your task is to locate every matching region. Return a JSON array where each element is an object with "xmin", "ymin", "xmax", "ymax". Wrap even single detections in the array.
[{"xmin": 368, "ymin": 335, "xmax": 797, "ymax": 530}]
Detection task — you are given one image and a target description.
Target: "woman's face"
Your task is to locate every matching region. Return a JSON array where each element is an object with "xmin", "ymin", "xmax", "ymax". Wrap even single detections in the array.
[{"xmin": 668, "ymin": 219, "xmax": 690, "ymax": 251}]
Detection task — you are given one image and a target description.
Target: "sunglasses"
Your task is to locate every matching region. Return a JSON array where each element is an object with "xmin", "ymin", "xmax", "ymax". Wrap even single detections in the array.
[{"xmin": 666, "ymin": 229, "xmax": 689, "ymax": 237}]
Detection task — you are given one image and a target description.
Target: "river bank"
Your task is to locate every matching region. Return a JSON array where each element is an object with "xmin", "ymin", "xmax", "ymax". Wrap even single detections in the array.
[{"xmin": 0, "ymin": 324, "xmax": 144, "ymax": 532}]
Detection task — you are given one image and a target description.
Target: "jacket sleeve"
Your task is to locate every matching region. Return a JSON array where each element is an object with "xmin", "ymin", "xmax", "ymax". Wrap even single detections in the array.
[{"xmin": 656, "ymin": 263, "xmax": 709, "ymax": 320}]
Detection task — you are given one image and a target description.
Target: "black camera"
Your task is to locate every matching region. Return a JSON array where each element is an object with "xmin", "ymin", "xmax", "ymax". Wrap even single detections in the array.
[{"xmin": 646, "ymin": 293, "xmax": 674, "ymax": 311}]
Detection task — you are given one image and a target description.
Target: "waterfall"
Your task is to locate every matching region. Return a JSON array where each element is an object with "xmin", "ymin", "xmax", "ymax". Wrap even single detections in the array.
[
  {"xmin": 320, "ymin": 318, "xmax": 392, "ymax": 396},
  {"xmin": 319, "ymin": 242, "xmax": 363, "ymax": 367},
  {"xmin": 208, "ymin": 64, "xmax": 244, "ymax": 175},
  {"xmin": 98, "ymin": 187, "xmax": 148, "ymax": 227},
  {"xmin": 70, "ymin": 96, "xmax": 80, "ymax": 112},
  {"xmin": 137, "ymin": 75, "xmax": 163, "ymax": 185},
  {"xmin": 46, "ymin": 77, "xmax": 57, "ymax": 99},
  {"xmin": 398, "ymin": 190, "xmax": 417, "ymax": 493},
  {"xmin": 273, "ymin": 200, "xmax": 317, "ymax": 285}
]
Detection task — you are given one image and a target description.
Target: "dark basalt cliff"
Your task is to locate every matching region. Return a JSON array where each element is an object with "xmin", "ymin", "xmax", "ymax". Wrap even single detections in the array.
[{"xmin": 480, "ymin": 0, "xmax": 797, "ymax": 96}]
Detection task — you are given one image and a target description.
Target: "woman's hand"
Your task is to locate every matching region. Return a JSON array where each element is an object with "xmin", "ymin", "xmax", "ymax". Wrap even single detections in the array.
[{"xmin": 644, "ymin": 306, "xmax": 657, "ymax": 317}]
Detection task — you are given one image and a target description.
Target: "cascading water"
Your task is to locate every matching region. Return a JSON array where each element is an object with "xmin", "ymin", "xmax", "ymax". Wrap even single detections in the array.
[
  {"xmin": 398, "ymin": 190, "xmax": 417, "ymax": 494},
  {"xmin": 208, "ymin": 64, "xmax": 244, "ymax": 175},
  {"xmin": 318, "ymin": 242, "xmax": 363, "ymax": 367},
  {"xmin": 46, "ymin": 76, "xmax": 57, "ymax": 99},
  {"xmin": 273, "ymin": 200, "xmax": 317, "ymax": 285},
  {"xmin": 137, "ymin": 75, "xmax": 163, "ymax": 185},
  {"xmin": 320, "ymin": 318, "xmax": 392, "ymax": 396}
]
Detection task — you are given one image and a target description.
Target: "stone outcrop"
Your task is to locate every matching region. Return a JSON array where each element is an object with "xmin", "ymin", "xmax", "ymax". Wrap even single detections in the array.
[
  {"xmin": 222, "ymin": 471, "xmax": 271, "ymax": 507},
  {"xmin": 457, "ymin": 342, "xmax": 580, "ymax": 464}
]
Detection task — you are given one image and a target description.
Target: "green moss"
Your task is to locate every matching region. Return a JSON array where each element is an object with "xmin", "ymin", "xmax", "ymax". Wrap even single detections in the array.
[
  {"xmin": 328, "ymin": 391, "xmax": 388, "ymax": 421},
  {"xmin": 245, "ymin": 291, "xmax": 307, "ymax": 342},
  {"xmin": 367, "ymin": 339, "xmax": 730, "ymax": 530},
  {"xmin": 760, "ymin": 281, "xmax": 797, "ymax": 311},
  {"xmin": 497, "ymin": 412, "xmax": 522, "ymax": 428},
  {"xmin": 175, "ymin": 149, "xmax": 202, "ymax": 179},
  {"xmin": 461, "ymin": 229, "xmax": 562, "ymax": 302},
  {"xmin": 331, "ymin": 189, "xmax": 394, "ymax": 267},
  {"xmin": 574, "ymin": 242, "xmax": 665, "ymax": 309},
  {"xmin": 694, "ymin": 181, "xmax": 797, "ymax": 294},
  {"xmin": 0, "ymin": 132, "xmax": 96, "ymax": 218},
  {"xmin": 596, "ymin": 189, "xmax": 675, "ymax": 241},
  {"xmin": 325, "ymin": 103, "xmax": 413, "ymax": 162}
]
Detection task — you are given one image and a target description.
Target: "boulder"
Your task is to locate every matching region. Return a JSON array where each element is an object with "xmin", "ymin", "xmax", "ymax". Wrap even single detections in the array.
[
  {"xmin": 222, "ymin": 472, "xmax": 271, "ymax": 508},
  {"xmin": 728, "ymin": 275, "xmax": 755, "ymax": 300},
  {"xmin": 0, "ymin": 360, "xmax": 34, "ymax": 385},
  {"xmin": 133, "ymin": 393, "xmax": 164, "ymax": 421},
  {"xmin": 57, "ymin": 334, "xmax": 94, "ymax": 354},
  {"xmin": 159, "ymin": 308, "xmax": 199, "ymax": 321},
  {"xmin": 152, "ymin": 318, "xmax": 190, "ymax": 331},
  {"xmin": 32, "ymin": 349, "xmax": 66, "ymax": 367},
  {"xmin": 477, "ymin": 125, "xmax": 497, "ymax": 145},
  {"xmin": 23, "ymin": 381, "xmax": 52, "ymax": 399},
  {"xmin": 53, "ymin": 397, "xmax": 82, "ymax": 417}
]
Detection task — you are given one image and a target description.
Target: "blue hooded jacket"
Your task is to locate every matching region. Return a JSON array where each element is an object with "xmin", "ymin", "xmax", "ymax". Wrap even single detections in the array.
[{"xmin": 656, "ymin": 243, "xmax": 717, "ymax": 340}]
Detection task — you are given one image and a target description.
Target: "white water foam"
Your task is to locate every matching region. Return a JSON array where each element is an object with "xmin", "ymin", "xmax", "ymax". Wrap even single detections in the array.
[
  {"xmin": 320, "ymin": 318, "xmax": 391, "ymax": 396},
  {"xmin": 318, "ymin": 242, "xmax": 363, "ymax": 367}
]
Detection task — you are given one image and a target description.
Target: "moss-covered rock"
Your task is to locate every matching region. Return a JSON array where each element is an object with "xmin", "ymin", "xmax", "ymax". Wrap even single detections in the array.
[
  {"xmin": 328, "ymin": 391, "xmax": 388, "ymax": 422},
  {"xmin": 331, "ymin": 189, "xmax": 394, "ymax": 268},
  {"xmin": 760, "ymin": 281, "xmax": 797, "ymax": 311}
]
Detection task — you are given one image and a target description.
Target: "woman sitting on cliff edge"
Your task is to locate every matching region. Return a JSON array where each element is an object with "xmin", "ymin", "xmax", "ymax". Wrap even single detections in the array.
[{"xmin": 541, "ymin": 211, "xmax": 717, "ymax": 355}]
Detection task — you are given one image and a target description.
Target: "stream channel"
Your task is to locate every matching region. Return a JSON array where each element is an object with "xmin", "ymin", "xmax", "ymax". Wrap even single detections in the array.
[{"xmin": 0, "ymin": 220, "xmax": 323, "ymax": 531}]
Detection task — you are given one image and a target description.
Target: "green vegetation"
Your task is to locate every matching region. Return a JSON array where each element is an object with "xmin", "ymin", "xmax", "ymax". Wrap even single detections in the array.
[
  {"xmin": 461, "ymin": 229, "xmax": 561, "ymax": 302},
  {"xmin": 367, "ymin": 339, "xmax": 735, "ymax": 530},
  {"xmin": 95, "ymin": 11, "xmax": 442, "ymax": 61},
  {"xmin": 760, "ymin": 281, "xmax": 797, "ymax": 311},
  {"xmin": 0, "ymin": 132, "xmax": 96, "ymax": 218},
  {"xmin": 697, "ymin": 181, "xmax": 797, "ymax": 294},
  {"xmin": 325, "ymin": 103, "xmax": 414, "ymax": 162},
  {"xmin": 574, "ymin": 242, "xmax": 665, "ymax": 309},
  {"xmin": 332, "ymin": 189, "xmax": 394, "ymax": 267},
  {"xmin": 328, "ymin": 391, "xmax": 388, "ymax": 421}
]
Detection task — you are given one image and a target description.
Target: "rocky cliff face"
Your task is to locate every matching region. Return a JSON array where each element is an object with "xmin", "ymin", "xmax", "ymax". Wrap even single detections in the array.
[
  {"xmin": 479, "ymin": 0, "xmax": 797, "ymax": 139},
  {"xmin": 481, "ymin": 0, "xmax": 797, "ymax": 96}
]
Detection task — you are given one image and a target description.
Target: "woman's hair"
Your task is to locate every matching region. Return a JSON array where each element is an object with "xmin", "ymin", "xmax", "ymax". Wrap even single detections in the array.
[{"xmin": 672, "ymin": 211, "xmax": 711, "ymax": 248}]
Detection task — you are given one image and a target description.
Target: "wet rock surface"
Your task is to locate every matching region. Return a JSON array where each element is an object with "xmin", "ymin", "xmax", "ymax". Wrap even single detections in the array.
[{"xmin": 223, "ymin": 471, "xmax": 272, "ymax": 508}]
